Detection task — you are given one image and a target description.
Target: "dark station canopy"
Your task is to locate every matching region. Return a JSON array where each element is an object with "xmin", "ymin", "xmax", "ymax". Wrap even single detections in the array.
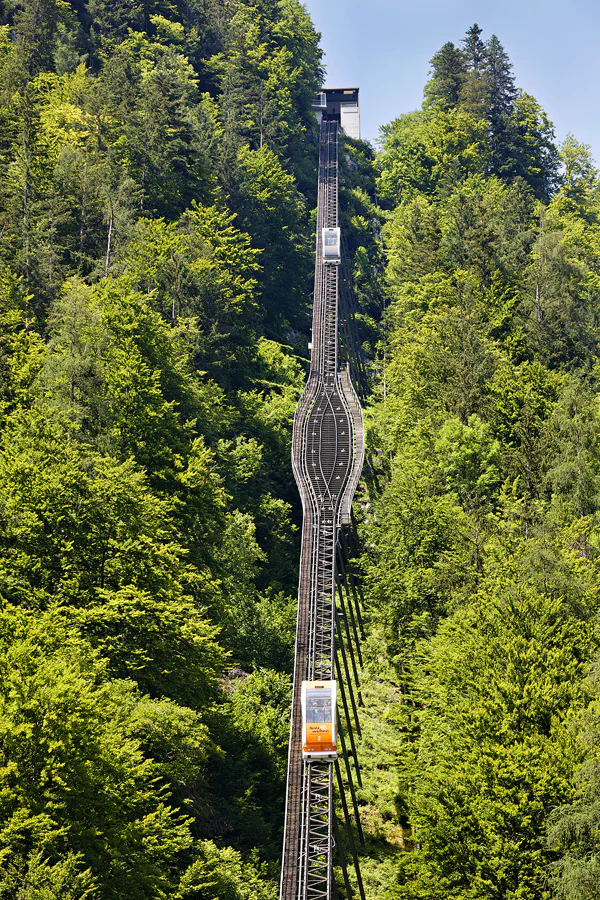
[{"xmin": 312, "ymin": 88, "xmax": 360, "ymax": 140}]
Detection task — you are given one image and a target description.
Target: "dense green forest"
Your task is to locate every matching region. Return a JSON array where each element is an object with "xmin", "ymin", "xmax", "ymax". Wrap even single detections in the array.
[
  {"xmin": 0, "ymin": 0, "xmax": 327, "ymax": 895},
  {"xmin": 1, "ymin": 2, "xmax": 600, "ymax": 897},
  {"xmin": 365, "ymin": 22, "xmax": 600, "ymax": 900}
]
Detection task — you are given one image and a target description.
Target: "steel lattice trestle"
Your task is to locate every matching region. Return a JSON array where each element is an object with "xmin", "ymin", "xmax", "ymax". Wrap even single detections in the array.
[{"xmin": 280, "ymin": 120, "xmax": 365, "ymax": 900}]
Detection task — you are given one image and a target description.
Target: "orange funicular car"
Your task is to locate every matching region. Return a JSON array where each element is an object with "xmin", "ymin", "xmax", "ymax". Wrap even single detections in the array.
[{"xmin": 301, "ymin": 680, "xmax": 337, "ymax": 760}]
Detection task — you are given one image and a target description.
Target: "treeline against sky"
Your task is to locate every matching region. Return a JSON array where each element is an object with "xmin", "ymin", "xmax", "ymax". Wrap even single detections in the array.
[
  {"xmin": 364, "ymin": 23, "xmax": 600, "ymax": 900},
  {"xmin": 3, "ymin": 5, "xmax": 600, "ymax": 899}
]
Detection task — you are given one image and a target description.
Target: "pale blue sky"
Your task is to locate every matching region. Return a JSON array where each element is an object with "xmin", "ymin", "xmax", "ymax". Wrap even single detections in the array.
[{"xmin": 303, "ymin": 0, "xmax": 600, "ymax": 160}]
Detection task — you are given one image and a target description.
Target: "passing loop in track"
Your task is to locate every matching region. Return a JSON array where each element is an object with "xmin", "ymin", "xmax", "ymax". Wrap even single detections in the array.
[{"xmin": 280, "ymin": 119, "xmax": 366, "ymax": 900}]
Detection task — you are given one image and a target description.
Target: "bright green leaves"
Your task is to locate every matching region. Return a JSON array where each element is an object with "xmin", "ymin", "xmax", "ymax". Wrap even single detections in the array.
[
  {"xmin": 509, "ymin": 91, "xmax": 560, "ymax": 202},
  {"xmin": 96, "ymin": 28, "xmax": 210, "ymax": 218},
  {"xmin": 0, "ymin": 409, "xmax": 98, "ymax": 606},
  {"xmin": 548, "ymin": 653, "xmax": 600, "ymax": 900},
  {"xmin": 120, "ymin": 207, "xmax": 261, "ymax": 385},
  {"xmin": 72, "ymin": 586, "xmax": 226, "ymax": 707},
  {"xmin": 3, "ymin": 851, "xmax": 97, "ymax": 899},
  {"xmin": 402, "ymin": 581, "xmax": 592, "ymax": 900},
  {"xmin": 180, "ymin": 202, "xmax": 261, "ymax": 323},
  {"xmin": 381, "ymin": 149, "xmax": 600, "ymax": 375},
  {"xmin": 364, "ymin": 452, "xmax": 469, "ymax": 655},
  {"xmin": 0, "ymin": 0, "xmax": 319, "ymax": 333},
  {"xmin": 370, "ymin": 24, "xmax": 600, "ymax": 900},
  {"xmin": 377, "ymin": 108, "xmax": 488, "ymax": 207},
  {"xmin": 0, "ymin": 411, "xmax": 191, "ymax": 604},
  {"xmin": 0, "ymin": 609, "xmax": 193, "ymax": 899},
  {"xmin": 0, "ymin": 407, "xmax": 227, "ymax": 705},
  {"xmin": 378, "ymin": 271, "xmax": 497, "ymax": 444},
  {"xmin": 205, "ymin": 0, "xmax": 320, "ymax": 180},
  {"xmin": 179, "ymin": 840, "xmax": 276, "ymax": 900},
  {"xmin": 544, "ymin": 380, "xmax": 600, "ymax": 525},
  {"xmin": 436, "ymin": 175, "xmax": 536, "ymax": 286},
  {"xmin": 435, "ymin": 415, "xmax": 501, "ymax": 513},
  {"xmin": 384, "ymin": 194, "xmax": 441, "ymax": 288},
  {"xmin": 525, "ymin": 199, "xmax": 600, "ymax": 370},
  {"xmin": 0, "ymin": 265, "xmax": 44, "ymax": 418},
  {"xmin": 40, "ymin": 277, "xmax": 191, "ymax": 477},
  {"xmin": 558, "ymin": 134, "xmax": 600, "ymax": 217}
]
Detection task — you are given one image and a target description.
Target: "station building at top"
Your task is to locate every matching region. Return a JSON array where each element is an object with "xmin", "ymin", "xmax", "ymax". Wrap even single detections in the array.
[{"xmin": 312, "ymin": 88, "xmax": 360, "ymax": 140}]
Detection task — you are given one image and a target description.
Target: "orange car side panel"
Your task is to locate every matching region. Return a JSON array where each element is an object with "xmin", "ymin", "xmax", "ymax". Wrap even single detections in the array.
[{"xmin": 304, "ymin": 721, "xmax": 335, "ymax": 754}]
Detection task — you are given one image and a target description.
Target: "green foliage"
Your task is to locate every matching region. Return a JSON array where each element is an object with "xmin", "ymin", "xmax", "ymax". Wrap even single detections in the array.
[
  {"xmin": 208, "ymin": 669, "xmax": 291, "ymax": 856},
  {"xmin": 400, "ymin": 579, "xmax": 592, "ymax": 900},
  {"xmin": 9, "ymin": 2, "xmax": 600, "ymax": 897},
  {"xmin": 179, "ymin": 840, "xmax": 276, "ymax": 899},
  {"xmin": 0, "ymin": 0, "xmax": 329, "ymax": 893},
  {"xmin": 377, "ymin": 108, "xmax": 488, "ymax": 207},
  {"xmin": 0, "ymin": 264, "xmax": 44, "ymax": 417},
  {"xmin": 434, "ymin": 414, "xmax": 501, "ymax": 512},
  {"xmin": 379, "ymin": 24, "xmax": 559, "ymax": 206},
  {"xmin": 548, "ymin": 657, "xmax": 600, "ymax": 900},
  {"xmin": 366, "ymin": 20, "xmax": 600, "ymax": 900},
  {"xmin": 558, "ymin": 134, "xmax": 600, "ymax": 216},
  {"xmin": 424, "ymin": 42, "xmax": 466, "ymax": 111},
  {"xmin": 0, "ymin": 608, "xmax": 192, "ymax": 899},
  {"xmin": 231, "ymin": 144, "xmax": 312, "ymax": 332},
  {"xmin": 364, "ymin": 450, "xmax": 470, "ymax": 654}
]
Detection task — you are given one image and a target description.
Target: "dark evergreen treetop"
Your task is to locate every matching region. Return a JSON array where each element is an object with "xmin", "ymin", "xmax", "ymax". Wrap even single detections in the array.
[
  {"xmin": 403, "ymin": 24, "xmax": 560, "ymax": 201},
  {"xmin": 462, "ymin": 22, "xmax": 487, "ymax": 74},
  {"xmin": 424, "ymin": 41, "xmax": 467, "ymax": 110},
  {"xmin": 486, "ymin": 33, "xmax": 517, "ymax": 118}
]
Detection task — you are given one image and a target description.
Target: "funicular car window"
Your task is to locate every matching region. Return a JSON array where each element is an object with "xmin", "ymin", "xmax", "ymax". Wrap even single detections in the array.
[{"xmin": 306, "ymin": 691, "xmax": 332, "ymax": 723}]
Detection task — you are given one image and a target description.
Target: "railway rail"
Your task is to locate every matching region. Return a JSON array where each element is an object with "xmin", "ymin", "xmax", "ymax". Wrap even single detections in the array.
[{"xmin": 280, "ymin": 119, "xmax": 365, "ymax": 900}]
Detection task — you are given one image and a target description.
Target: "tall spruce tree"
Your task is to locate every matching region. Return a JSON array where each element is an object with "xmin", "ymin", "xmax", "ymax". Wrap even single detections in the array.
[
  {"xmin": 485, "ymin": 34, "xmax": 518, "ymax": 177},
  {"xmin": 460, "ymin": 23, "xmax": 489, "ymax": 118},
  {"xmin": 486, "ymin": 34, "xmax": 517, "ymax": 117},
  {"xmin": 424, "ymin": 41, "xmax": 466, "ymax": 110},
  {"xmin": 462, "ymin": 22, "xmax": 487, "ymax": 73}
]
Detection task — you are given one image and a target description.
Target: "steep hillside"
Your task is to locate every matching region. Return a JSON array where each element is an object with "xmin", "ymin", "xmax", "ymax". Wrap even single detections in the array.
[
  {"xmin": 0, "ymin": 0, "xmax": 324, "ymax": 895},
  {"xmin": 2, "ymin": 5, "xmax": 600, "ymax": 899},
  {"xmin": 363, "ymin": 23, "xmax": 600, "ymax": 900}
]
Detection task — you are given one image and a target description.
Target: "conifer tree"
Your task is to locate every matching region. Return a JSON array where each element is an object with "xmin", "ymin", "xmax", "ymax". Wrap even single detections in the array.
[
  {"xmin": 423, "ymin": 41, "xmax": 466, "ymax": 110},
  {"xmin": 486, "ymin": 34, "xmax": 517, "ymax": 117},
  {"xmin": 460, "ymin": 24, "xmax": 489, "ymax": 118},
  {"xmin": 462, "ymin": 22, "xmax": 487, "ymax": 74},
  {"xmin": 485, "ymin": 34, "xmax": 518, "ymax": 177}
]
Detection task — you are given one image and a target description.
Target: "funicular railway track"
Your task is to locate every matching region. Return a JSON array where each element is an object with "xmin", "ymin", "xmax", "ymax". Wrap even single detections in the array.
[{"xmin": 280, "ymin": 119, "xmax": 365, "ymax": 900}]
